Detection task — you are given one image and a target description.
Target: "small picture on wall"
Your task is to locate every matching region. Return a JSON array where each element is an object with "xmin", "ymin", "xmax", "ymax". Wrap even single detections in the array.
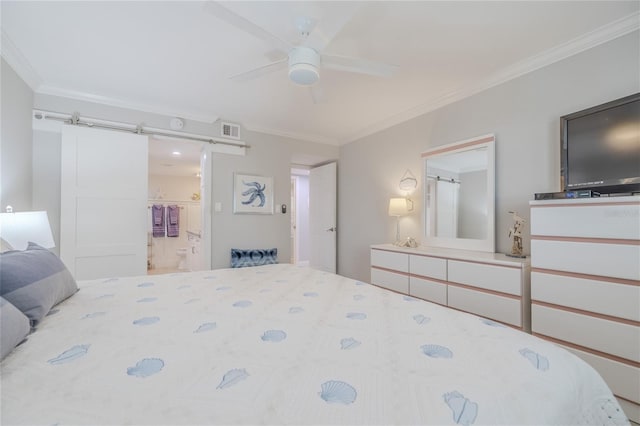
[{"xmin": 233, "ymin": 173, "xmax": 274, "ymax": 214}]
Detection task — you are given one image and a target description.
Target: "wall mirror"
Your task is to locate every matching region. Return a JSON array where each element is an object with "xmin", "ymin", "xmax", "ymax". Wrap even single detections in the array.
[{"xmin": 422, "ymin": 134, "xmax": 495, "ymax": 252}]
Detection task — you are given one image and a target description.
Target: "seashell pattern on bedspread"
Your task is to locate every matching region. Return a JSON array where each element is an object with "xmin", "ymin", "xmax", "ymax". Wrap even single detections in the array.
[
  {"xmin": 127, "ymin": 358, "xmax": 164, "ymax": 378},
  {"xmin": 0, "ymin": 264, "xmax": 629, "ymax": 425},
  {"xmin": 443, "ymin": 391, "xmax": 478, "ymax": 426},
  {"xmin": 47, "ymin": 344, "xmax": 90, "ymax": 365},
  {"xmin": 217, "ymin": 368, "xmax": 250, "ymax": 389},
  {"xmin": 319, "ymin": 380, "xmax": 357, "ymax": 405},
  {"xmin": 261, "ymin": 329, "xmax": 286, "ymax": 342},
  {"xmin": 421, "ymin": 344, "xmax": 453, "ymax": 359}
]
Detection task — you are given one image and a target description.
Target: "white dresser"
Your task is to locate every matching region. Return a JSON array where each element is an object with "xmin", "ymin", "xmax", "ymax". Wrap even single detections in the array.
[
  {"xmin": 370, "ymin": 244, "xmax": 531, "ymax": 331},
  {"xmin": 530, "ymin": 196, "xmax": 640, "ymax": 423}
]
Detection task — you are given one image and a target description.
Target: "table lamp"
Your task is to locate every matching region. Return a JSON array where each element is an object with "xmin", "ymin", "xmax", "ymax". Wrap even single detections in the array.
[
  {"xmin": 0, "ymin": 207, "xmax": 55, "ymax": 251},
  {"xmin": 388, "ymin": 198, "xmax": 409, "ymax": 245}
]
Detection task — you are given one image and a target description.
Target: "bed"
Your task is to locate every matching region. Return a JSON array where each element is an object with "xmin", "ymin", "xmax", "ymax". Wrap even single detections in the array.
[{"xmin": 0, "ymin": 259, "xmax": 629, "ymax": 425}]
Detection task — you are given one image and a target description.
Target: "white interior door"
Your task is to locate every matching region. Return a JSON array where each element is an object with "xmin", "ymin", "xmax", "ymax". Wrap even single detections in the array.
[
  {"xmin": 309, "ymin": 162, "xmax": 337, "ymax": 273},
  {"xmin": 60, "ymin": 125, "xmax": 148, "ymax": 279}
]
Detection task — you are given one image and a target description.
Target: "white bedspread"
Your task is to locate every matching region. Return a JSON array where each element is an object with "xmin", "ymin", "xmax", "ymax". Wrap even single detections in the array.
[{"xmin": 1, "ymin": 264, "xmax": 629, "ymax": 425}]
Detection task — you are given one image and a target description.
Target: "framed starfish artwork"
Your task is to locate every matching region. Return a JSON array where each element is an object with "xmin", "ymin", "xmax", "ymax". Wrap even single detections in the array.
[{"xmin": 233, "ymin": 173, "xmax": 274, "ymax": 214}]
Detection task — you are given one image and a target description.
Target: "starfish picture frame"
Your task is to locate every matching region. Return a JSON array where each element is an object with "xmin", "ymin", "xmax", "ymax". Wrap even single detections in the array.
[{"xmin": 233, "ymin": 173, "xmax": 274, "ymax": 214}]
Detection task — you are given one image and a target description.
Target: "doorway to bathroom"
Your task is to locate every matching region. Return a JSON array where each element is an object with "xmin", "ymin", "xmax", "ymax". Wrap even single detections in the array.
[{"xmin": 147, "ymin": 137, "xmax": 205, "ymax": 274}]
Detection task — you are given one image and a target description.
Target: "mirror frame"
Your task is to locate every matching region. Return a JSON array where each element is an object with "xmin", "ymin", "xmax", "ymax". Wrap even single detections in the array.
[{"xmin": 421, "ymin": 134, "xmax": 495, "ymax": 252}]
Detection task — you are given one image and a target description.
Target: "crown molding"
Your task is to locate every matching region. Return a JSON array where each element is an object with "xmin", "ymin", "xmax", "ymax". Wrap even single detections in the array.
[
  {"xmin": 243, "ymin": 122, "xmax": 340, "ymax": 146},
  {"xmin": 1, "ymin": 27, "xmax": 217, "ymax": 124},
  {"xmin": 36, "ymin": 85, "xmax": 217, "ymax": 124},
  {"xmin": 2, "ymin": 21, "xmax": 335, "ymax": 146},
  {"xmin": 342, "ymin": 11, "xmax": 640, "ymax": 145},
  {"xmin": 0, "ymin": 29, "xmax": 42, "ymax": 90}
]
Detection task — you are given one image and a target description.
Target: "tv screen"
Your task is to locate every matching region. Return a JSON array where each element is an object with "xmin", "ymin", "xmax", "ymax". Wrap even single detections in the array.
[{"xmin": 561, "ymin": 93, "xmax": 640, "ymax": 195}]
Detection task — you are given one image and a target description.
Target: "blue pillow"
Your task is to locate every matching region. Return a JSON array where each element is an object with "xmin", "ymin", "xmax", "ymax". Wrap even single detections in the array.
[
  {"xmin": 0, "ymin": 242, "xmax": 78, "ymax": 326},
  {"xmin": 231, "ymin": 248, "xmax": 278, "ymax": 268},
  {"xmin": 0, "ymin": 297, "xmax": 31, "ymax": 360}
]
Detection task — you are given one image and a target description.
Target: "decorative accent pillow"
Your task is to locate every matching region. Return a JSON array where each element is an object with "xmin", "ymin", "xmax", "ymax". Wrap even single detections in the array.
[
  {"xmin": 231, "ymin": 248, "xmax": 278, "ymax": 268},
  {"xmin": 0, "ymin": 297, "xmax": 31, "ymax": 360},
  {"xmin": 0, "ymin": 242, "xmax": 78, "ymax": 327}
]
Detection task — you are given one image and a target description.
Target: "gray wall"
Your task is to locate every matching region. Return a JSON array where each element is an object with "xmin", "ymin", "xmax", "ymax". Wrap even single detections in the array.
[
  {"xmin": 1, "ymin": 58, "xmax": 34, "ymax": 212},
  {"xmin": 31, "ymin": 95, "xmax": 338, "ymax": 268},
  {"xmin": 208, "ymin": 132, "xmax": 334, "ymax": 269},
  {"xmin": 7, "ymin": 31, "xmax": 639, "ymax": 280},
  {"xmin": 32, "ymin": 130, "xmax": 61, "ymax": 254},
  {"xmin": 338, "ymin": 32, "xmax": 640, "ymax": 282}
]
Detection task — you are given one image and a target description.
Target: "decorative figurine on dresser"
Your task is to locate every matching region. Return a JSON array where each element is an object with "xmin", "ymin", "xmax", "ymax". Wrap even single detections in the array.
[{"xmin": 507, "ymin": 210, "xmax": 526, "ymax": 258}]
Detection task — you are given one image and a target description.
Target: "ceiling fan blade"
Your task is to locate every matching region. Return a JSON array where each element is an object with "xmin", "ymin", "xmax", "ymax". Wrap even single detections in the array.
[
  {"xmin": 322, "ymin": 54, "xmax": 398, "ymax": 78},
  {"xmin": 204, "ymin": 1, "xmax": 292, "ymax": 54},
  {"xmin": 309, "ymin": 84, "xmax": 327, "ymax": 104},
  {"xmin": 302, "ymin": 3, "xmax": 362, "ymax": 52},
  {"xmin": 230, "ymin": 58, "xmax": 288, "ymax": 82}
]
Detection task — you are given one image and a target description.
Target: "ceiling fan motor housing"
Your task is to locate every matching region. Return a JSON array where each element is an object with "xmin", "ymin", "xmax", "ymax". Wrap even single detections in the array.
[{"xmin": 288, "ymin": 46, "xmax": 320, "ymax": 86}]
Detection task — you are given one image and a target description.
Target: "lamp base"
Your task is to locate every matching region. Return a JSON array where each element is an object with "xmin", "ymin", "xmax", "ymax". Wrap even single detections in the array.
[
  {"xmin": 505, "ymin": 253, "xmax": 527, "ymax": 258},
  {"xmin": 393, "ymin": 237, "xmax": 418, "ymax": 248}
]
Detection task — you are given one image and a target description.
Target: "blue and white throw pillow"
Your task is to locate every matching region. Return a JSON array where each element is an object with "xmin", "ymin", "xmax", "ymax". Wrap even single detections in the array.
[
  {"xmin": 0, "ymin": 242, "xmax": 78, "ymax": 326},
  {"xmin": 231, "ymin": 248, "xmax": 278, "ymax": 268}
]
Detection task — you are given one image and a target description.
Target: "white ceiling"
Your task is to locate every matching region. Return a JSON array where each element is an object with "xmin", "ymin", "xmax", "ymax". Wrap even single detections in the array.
[{"xmin": 2, "ymin": 1, "xmax": 638, "ymax": 146}]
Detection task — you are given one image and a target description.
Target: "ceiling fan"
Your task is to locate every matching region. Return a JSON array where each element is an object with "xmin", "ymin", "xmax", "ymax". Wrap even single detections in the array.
[{"xmin": 204, "ymin": 1, "xmax": 398, "ymax": 102}]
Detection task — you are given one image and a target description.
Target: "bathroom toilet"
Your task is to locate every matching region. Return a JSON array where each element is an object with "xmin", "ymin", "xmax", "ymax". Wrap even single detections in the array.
[{"xmin": 176, "ymin": 248, "xmax": 188, "ymax": 270}]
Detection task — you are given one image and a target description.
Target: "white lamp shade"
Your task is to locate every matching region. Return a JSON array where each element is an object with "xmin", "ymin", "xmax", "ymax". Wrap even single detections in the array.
[
  {"xmin": 388, "ymin": 198, "xmax": 408, "ymax": 217},
  {"xmin": 0, "ymin": 211, "xmax": 55, "ymax": 250}
]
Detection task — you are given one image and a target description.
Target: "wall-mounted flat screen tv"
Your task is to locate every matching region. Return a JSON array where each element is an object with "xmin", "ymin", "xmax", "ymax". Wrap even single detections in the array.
[{"xmin": 561, "ymin": 92, "xmax": 640, "ymax": 195}]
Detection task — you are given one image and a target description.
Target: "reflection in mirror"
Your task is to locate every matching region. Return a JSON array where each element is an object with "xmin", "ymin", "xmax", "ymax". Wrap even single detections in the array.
[
  {"xmin": 422, "ymin": 134, "xmax": 495, "ymax": 252},
  {"xmin": 426, "ymin": 149, "xmax": 488, "ymax": 239}
]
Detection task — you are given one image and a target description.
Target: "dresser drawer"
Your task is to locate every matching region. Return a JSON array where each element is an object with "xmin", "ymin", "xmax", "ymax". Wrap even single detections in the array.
[
  {"xmin": 531, "ymin": 203, "xmax": 640, "ymax": 240},
  {"xmin": 409, "ymin": 276, "xmax": 447, "ymax": 305},
  {"xmin": 531, "ymin": 240, "xmax": 640, "ymax": 281},
  {"xmin": 448, "ymin": 260, "xmax": 522, "ymax": 296},
  {"xmin": 370, "ymin": 268, "xmax": 409, "ymax": 294},
  {"xmin": 371, "ymin": 249, "xmax": 408, "ymax": 272},
  {"xmin": 558, "ymin": 343, "xmax": 640, "ymax": 405},
  {"xmin": 409, "ymin": 255, "xmax": 446, "ymax": 280},
  {"xmin": 532, "ymin": 304, "xmax": 640, "ymax": 363},
  {"xmin": 532, "ymin": 271, "xmax": 640, "ymax": 321},
  {"xmin": 448, "ymin": 285, "xmax": 522, "ymax": 327}
]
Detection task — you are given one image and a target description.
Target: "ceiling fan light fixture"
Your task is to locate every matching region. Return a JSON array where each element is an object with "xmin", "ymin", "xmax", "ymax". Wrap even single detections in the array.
[
  {"xmin": 289, "ymin": 63, "xmax": 319, "ymax": 86},
  {"xmin": 288, "ymin": 46, "xmax": 320, "ymax": 86}
]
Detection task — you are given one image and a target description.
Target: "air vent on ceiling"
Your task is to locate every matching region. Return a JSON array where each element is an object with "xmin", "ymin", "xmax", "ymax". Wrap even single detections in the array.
[{"xmin": 221, "ymin": 122, "xmax": 241, "ymax": 140}]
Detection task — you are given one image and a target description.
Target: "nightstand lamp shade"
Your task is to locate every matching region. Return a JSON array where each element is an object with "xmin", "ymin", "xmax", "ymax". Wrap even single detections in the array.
[
  {"xmin": 0, "ymin": 210, "xmax": 55, "ymax": 251},
  {"xmin": 388, "ymin": 198, "xmax": 409, "ymax": 217}
]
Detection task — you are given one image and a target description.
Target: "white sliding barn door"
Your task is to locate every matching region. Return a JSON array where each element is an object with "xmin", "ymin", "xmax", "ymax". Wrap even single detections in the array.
[
  {"xmin": 309, "ymin": 162, "xmax": 337, "ymax": 273},
  {"xmin": 60, "ymin": 125, "xmax": 148, "ymax": 279},
  {"xmin": 436, "ymin": 180, "xmax": 459, "ymax": 238}
]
